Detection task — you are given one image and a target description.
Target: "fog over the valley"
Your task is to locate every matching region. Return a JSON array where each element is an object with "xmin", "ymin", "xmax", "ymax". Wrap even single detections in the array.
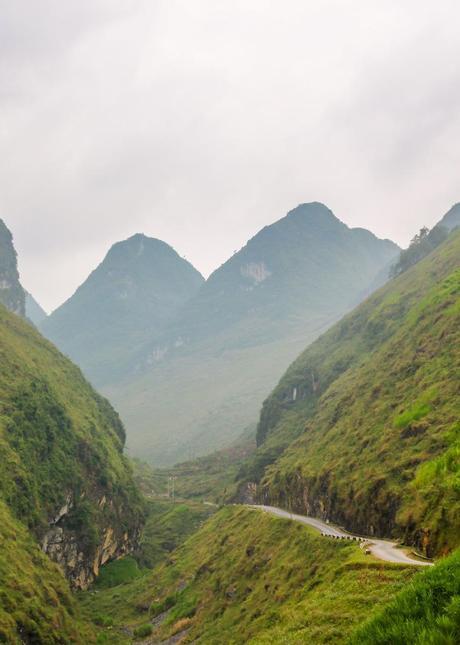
[{"xmin": 1, "ymin": 0, "xmax": 459, "ymax": 311}]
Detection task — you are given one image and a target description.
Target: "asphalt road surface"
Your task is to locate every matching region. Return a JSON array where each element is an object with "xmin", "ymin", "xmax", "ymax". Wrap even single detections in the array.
[{"xmin": 251, "ymin": 505, "xmax": 433, "ymax": 567}]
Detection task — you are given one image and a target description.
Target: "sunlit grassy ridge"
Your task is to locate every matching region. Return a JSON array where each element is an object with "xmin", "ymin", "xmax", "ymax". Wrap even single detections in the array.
[
  {"xmin": 245, "ymin": 231, "xmax": 460, "ymax": 555},
  {"xmin": 351, "ymin": 548, "xmax": 460, "ymax": 644},
  {"xmin": 82, "ymin": 506, "xmax": 416, "ymax": 643}
]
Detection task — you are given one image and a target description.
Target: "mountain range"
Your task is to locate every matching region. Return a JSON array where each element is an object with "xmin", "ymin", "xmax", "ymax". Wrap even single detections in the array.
[
  {"xmin": 78, "ymin": 213, "xmax": 460, "ymax": 643},
  {"xmin": 44, "ymin": 202, "xmax": 399, "ymax": 465},
  {"xmin": 0, "ymin": 205, "xmax": 459, "ymax": 643}
]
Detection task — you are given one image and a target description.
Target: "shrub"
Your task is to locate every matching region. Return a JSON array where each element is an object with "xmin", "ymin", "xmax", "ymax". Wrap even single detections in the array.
[{"xmin": 133, "ymin": 623, "xmax": 153, "ymax": 639}]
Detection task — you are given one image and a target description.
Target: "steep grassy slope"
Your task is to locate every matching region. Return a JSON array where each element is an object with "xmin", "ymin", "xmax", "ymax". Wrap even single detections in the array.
[
  {"xmin": 0, "ymin": 500, "xmax": 96, "ymax": 643},
  {"xmin": 135, "ymin": 500, "xmax": 216, "ymax": 569},
  {"xmin": 351, "ymin": 548, "xmax": 460, "ymax": 644},
  {"xmin": 108, "ymin": 203, "xmax": 399, "ymax": 464},
  {"xmin": 244, "ymin": 230, "xmax": 460, "ymax": 556},
  {"xmin": 41, "ymin": 234, "xmax": 204, "ymax": 385},
  {"xmin": 0, "ymin": 301, "xmax": 144, "ymax": 589},
  {"xmin": 81, "ymin": 506, "xmax": 416, "ymax": 644}
]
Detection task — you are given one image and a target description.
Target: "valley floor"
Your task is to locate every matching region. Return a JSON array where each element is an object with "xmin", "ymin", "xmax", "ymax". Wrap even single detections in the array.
[{"xmin": 80, "ymin": 504, "xmax": 418, "ymax": 644}]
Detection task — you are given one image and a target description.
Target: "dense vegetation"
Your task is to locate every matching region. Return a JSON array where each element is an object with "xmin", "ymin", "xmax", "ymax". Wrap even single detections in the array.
[
  {"xmin": 135, "ymin": 500, "xmax": 216, "ymax": 569},
  {"xmin": 243, "ymin": 230, "xmax": 460, "ymax": 556},
  {"xmin": 352, "ymin": 548, "xmax": 460, "ymax": 644},
  {"xmin": 0, "ymin": 300, "xmax": 145, "ymax": 590},
  {"xmin": 108, "ymin": 203, "xmax": 399, "ymax": 464},
  {"xmin": 41, "ymin": 234, "xmax": 204, "ymax": 385},
  {"xmin": 0, "ymin": 500, "xmax": 96, "ymax": 643},
  {"xmin": 81, "ymin": 506, "xmax": 416, "ymax": 644}
]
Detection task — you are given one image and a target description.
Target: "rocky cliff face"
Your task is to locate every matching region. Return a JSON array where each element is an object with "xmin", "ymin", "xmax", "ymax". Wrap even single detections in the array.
[
  {"xmin": 0, "ymin": 218, "xmax": 25, "ymax": 316},
  {"xmin": 42, "ymin": 492, "xmax": 142, "ymax": 589}
]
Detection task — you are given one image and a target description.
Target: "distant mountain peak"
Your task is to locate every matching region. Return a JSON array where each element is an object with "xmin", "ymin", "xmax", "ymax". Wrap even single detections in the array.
[
  {"xmin": 287, "ymin": 201, "xmax": 333, "ymax": 214},
  {"xmin": 40, "ymin": 234, "xmax": 205, "ymax": 385}
]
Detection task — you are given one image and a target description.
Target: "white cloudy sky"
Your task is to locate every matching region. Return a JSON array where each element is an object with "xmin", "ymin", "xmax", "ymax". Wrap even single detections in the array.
[{"xmin": 1, "ymin": 0, "xmax": 459, "ymax": 311}]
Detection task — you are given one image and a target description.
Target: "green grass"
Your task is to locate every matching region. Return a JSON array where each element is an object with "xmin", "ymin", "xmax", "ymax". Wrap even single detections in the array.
[
  {"xmin": 350, "ymin": 548, "xmax": 460, "ymax": 644},
  {"xmin": 0, "ymin": 301, "xmax": 145, "ymax": 587},
  {"xmin": 95, "ymin": 557, "xmax": 143, "ymax": 589},
  {"xmin": 246, "ymin": 231, "xmax": 460, "ymax": 557},
  {"xmin": 80, "ymin": 506, "xmax": 417, "ymax": 644},
  {"xmin": 136, "ymin": 500, "xmax": 216, "ymax": 568},
  {"xmin": 0, "ymin": 499, "xmax": 96, "ymax": 643}
]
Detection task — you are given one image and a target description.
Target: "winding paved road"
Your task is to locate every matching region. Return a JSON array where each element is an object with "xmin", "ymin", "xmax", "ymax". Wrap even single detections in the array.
[{"xmin": 251, "ymin": 505, "xmax": 433, "ymax": 567}]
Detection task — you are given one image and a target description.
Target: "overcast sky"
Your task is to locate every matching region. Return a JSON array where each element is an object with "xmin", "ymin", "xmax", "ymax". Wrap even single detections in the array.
[{"xmin": 1, "ymin": 1, "xmax": 459, "ymax": 311}]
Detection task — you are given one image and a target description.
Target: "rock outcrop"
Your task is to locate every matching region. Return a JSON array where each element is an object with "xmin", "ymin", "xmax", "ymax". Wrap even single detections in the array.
[{"xmin": 0, "ymin": 218, "xmax": 25, "ymax": 316}]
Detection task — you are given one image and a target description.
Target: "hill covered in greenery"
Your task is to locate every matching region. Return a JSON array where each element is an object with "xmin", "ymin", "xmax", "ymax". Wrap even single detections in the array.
[
  {"xmin": 107, "ymin": 203, "xmax": 399, "ymax": 464},
  {"xmin": 0, "ymin": 221, "xmax": 147, "ymax": 639},
  {"xmin": 237, "ymin": 229, "xmax": 460, "ymax": 557},
  {"xmin": 41, "ymin": 234, "xmax": 204, "ymax": 384},
  {"xmin": 0, "ymin": 300, "xmax": 145, "ymax": 590},
  {"xmin": 81, "ymin": 505, "xmax": 416, "ymax": 644},
  {"xmin": 351, "ymin": 546, "xmax": 460, "ymax": 643},
  {"xmin": 0, "ymin": 500, "xmax": 96, "ymax": 643}
]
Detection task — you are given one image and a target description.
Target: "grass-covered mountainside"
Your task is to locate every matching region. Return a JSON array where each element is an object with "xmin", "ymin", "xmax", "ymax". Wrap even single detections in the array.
[
  {"xmin": 107, "ymin": 203, "xmax": 399, "ymax": 464},
  {"xmin": 41, "ymin": 234, "xmax": 204, "ymax": 384},
  {"xmin": 0, "ymin": 300, "xmax": 145, "ymax": 589},
  {"xmin": 0, "ymin": 500, "xmax": 96, "ymax": 643},
  {"xmin": 0, "ymin": 218, "xmax": 25, "ymax": 316},
  {"xmin": 241, "ymin": 229, "xmax": 460, "ymax": 557},
  {"xmin": 82, "ymin": 506, "xmax": 416, "ymax": 644},
  {"xmin": 351, "ymin": 547, "xmax": 460, "ymax": 644}
]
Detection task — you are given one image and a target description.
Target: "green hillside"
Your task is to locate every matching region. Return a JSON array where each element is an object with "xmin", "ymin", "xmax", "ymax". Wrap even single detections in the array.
[
  {"xmin": 0, "ymin": 300, "xmax": 145, "ymax": 590},
  {"xmin": 108, "ymin": 203, "xmax": 399, "ymax": 465},
  {"xmin": 0, "ymin": 221, "xmax": 145, "ymax": 639},
  {"xmin": 41, "ymin": 234, "xmax": 204, "ymax": 385},
  {"xmin": 241, "ymin": 229, "xmax": 460, "ymax": 556},
  {"xmin": 0, "ymin": 500, "xmax": 96, "ymax": 643},
  {"xmin": 351, "ymin": 547, "xmax": 460, "ymax": 644},
  {"xmin": 82, "ymin": 505, "xmax": 416, "ymax": 644}
]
